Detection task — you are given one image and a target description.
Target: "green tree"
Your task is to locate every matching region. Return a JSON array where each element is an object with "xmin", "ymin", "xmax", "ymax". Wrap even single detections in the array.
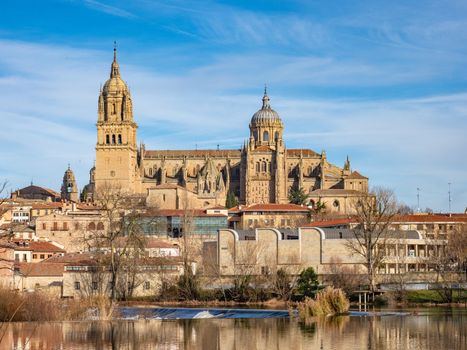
[
  {"xmin": 225, "ymin": 191, "xmax": 238, "ymax": 209},
  {"xmin": 296, "ymin": 267, "xmax": 320, "ymax": 298},
  {"xmin": 288, "ymin": 187, "xmax": 309, "ymax": 205}
]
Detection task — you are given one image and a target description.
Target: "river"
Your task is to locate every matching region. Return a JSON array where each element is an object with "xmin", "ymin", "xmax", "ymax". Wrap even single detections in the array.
[{"xmin": 1, "ymin": 307, "xmax": 465, "ymax": 349}]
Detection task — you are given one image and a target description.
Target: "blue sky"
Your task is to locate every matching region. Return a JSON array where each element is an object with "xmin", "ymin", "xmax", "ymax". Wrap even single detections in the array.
[{"xmin": 0, "ymin": 0, "xmax": 466, "ymax": 212}]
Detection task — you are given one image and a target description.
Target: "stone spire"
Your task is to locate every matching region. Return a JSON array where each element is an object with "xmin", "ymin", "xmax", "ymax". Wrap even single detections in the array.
[
  {"xmin": 262, "ymin": 84, "xmax": 271, "ymax": 109},
  {"xmin": 110, "ymin": 42, "xmax": 120, "ymax": 78}
]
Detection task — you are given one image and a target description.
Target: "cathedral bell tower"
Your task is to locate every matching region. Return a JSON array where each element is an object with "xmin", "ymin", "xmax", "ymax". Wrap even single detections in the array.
[
  {"xmin": 94, "ymin": 46, "xmax": 140, "ymax": 194},
  {"xmin": 242, "ymin": 88, "xmax": 287, "ymax": 205}
]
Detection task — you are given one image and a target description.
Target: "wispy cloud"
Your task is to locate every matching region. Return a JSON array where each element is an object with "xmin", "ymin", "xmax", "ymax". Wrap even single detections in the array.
[{"xmin": 82, "ymin": 0, "xmax": 136, "ymax": 19}]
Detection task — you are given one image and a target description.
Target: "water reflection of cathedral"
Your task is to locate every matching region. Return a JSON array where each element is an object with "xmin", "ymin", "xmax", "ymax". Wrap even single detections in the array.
[{"xmin": 83, "ymin": 48, "xmax": 369, "ymax": 212}]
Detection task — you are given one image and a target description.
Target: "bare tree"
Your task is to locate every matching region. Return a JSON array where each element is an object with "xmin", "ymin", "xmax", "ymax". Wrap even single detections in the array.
[
  {"xmin": 323, "ymin": 257, "xmax": 365, "ymax": 296},
  {"xmin": 430, "ymin": 225, "xmax": 467, "ymax": 302},
  {"xmin": 91, "ymin": 182, "xmax": 147, "ymax": 302},
  {"xmin": 345, "ymin": 187, "xmax": 400, "ymax": 292}
]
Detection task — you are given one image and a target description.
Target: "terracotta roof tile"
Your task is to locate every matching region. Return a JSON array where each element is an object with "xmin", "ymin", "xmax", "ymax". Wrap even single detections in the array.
[
  {"xmin": 231, "ymin": 203, "xmax": 311, "ymax": 213},
  {"xmin": 346, "ymin": 171, "xmax": 368, "ymax": 180},
  {"xmin": 393, "ymin": 214, "xmax": 467, "ymax": 223},
  {"xmin": 13, "ymin": 240, "xmax": 65, "ymax": 253},
  {"xmin": 286, "ymin": 149, "xmax": 318, "ymax": 157},
  {"xmin": 17, "ymin": 262, "xmax": 64, "ymax": 277}
]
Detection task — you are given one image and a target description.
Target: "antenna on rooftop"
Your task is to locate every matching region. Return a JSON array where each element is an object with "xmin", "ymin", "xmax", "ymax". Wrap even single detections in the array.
[
  {"xmin": 416, "ymin": 188, "xmax": 421, "ymax": 213},
  {"xmin": 448, "ymin": 182, "xmax": 452, "ymax": 217}
]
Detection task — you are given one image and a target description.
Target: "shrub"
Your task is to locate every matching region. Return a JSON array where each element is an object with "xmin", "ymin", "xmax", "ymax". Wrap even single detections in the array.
[
  {"xmin": 373, "ymin": 294, "xmax": 389, "ymax": 307},
  {"xmin": 296, "ymin": 267, "xmax": 319, "ymax": 299},
  {"xmin": 298, "ymin": 287, "xmax": 350, "ymax": 323}
]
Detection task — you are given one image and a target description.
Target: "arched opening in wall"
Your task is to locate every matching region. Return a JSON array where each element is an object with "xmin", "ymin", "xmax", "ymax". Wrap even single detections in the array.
[
  {"xmin": 97, "ymin": 222, "xmax": 104, "ymax": 230},
  {"xmin": 263, "ymin": 130, "xmax": 269, "ymax": 142},
  {"xmin": 148, "ymin": 168, "xmax": 153, "ymax": 177},
  {"xmin": 106, "ymin": 135, "xmax": 110, "ymax": 144},
  {"xmin": 88, "ymin": 222, "xmax": 96, "ymax": 230},
  {"xmin": 112, "ymin": 103, "xmax": 116, "ymax": 115},
  {"xmin": 256, "ymin": 162, "xmax": 260, "ymax": 173},
  {"xmin": 112, "ymin": 134, "xmax": 116, "ymax": 144},
  {"xmin": 309, "ymin": 199, "xmax": 315, "ymax": 209},
  {"xmin": 274, "ymin": 131, "xmax": 279, "ymax": 141},
  {"xmin": 268, "ymin": 162, "xmax": 272, "ymax": 173},
  {"xmin": 118, "ymin": 134, "xmax": 122, "ymax": 144},
  {"xmin": 253, "ymin": 130, "xmax": 258, "ymax": 141},
  {"xmin": 262, "ymin": 161, "xmax": 267, "ymax": 172}
]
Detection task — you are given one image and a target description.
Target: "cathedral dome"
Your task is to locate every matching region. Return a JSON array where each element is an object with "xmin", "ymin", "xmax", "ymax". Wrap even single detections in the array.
[{"xmin": 250, "ymin": 89, "xmax": 283, "ymax": 125}]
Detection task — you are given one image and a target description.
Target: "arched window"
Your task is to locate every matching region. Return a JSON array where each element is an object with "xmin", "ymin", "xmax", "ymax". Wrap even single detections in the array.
[
  {"xmin": 112, "ymin": 135, "xmax": 116, "ymax": 144},
  {"xmin": 333, "ymin": 200, "xmax": 340, "ymax": 208},
  {"xmin": 88, "ymin": 222, "xmax": 96, "ymax": 230},
  {"xmin": 112, "ymin": 103, "xmax": 116, "ymax": 114},
  {"xmin": 262, "ymin": 161, "xmax": 267, "ymax": 172},
  {"xmin": 118, "ymin": 134, "xmax": 122, "ymax": 144},
  {"xmin": 256, "ymin": 162, "xmax": 260, "ymax": 173},
  {"xmin": 275, "ymin": 131, "xmax": 279, "ymax": 141},
  {"xmin": 263, "ymin": 130, "xmax": 269, "ymax": 142},
  {"xmin": 106, "ymin": 135, "xmax": 110, "ymax": 144},
  {"xmin": 97, "ymin": 222, "xmax": 104, "ymax": 230}
]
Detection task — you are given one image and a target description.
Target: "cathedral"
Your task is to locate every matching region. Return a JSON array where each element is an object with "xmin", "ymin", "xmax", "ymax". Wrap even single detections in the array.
[{"xmin": 84, "ymin": 48, "xmax": 369, "ymax": 213}]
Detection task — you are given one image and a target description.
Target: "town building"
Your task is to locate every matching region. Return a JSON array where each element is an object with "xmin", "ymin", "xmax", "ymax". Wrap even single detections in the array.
[
  {"xmin": 204, "ymin": 227, "xmax": 454, "ymax": 287},
  {"xmin": 10, "ymin": 184, "xmax": 61, "ymax": 202},
  {"xmin": 228, "ymin": 203, "xmax": 311, "ymax": 230}
]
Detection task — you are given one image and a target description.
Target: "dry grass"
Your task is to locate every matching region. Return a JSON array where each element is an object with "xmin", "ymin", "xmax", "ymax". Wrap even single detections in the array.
[
  {"xmin": 298, "ymin": 287, "xmax": 349, "ymax": 323},
  {"xmin": 0, "ymin": 287, "xmax": 91, "ymax": 322}
]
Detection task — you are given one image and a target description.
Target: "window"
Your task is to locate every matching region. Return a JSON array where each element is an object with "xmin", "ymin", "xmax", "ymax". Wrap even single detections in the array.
[
  {"xmin": 263, "ymin": 131, "xmax": 269, "ymax": 142},
  {"xmin": 333, "ymin": 200, "xmax": 340, "ymax": 208},
  {"xmin": 118, "ymin": 134, "xmax": 122, "ymax": 144},
  {"xmin": 75, "ymin": 223, "xmax": 80, "ymax": 230},
  {"xmin": 88, "ymin": 222, "xmax": 96, "ymax": 230},
  {"xmin": 97, "ymin": 222, "xmax": 104, "ymax": 230},
  {"xmin": 48, "ymin": 254, "xmax": 52, "ymax": 258},
  {"xmin": 144, "ymin": 281, "xmax": 150, "ymax": 290},
  {"xmin": 40, "ymin": 254, "xmax": 45, "ymax": 259},
  {"xmin": 92, "ymin": 282, "xmax": 98, "ymax": 290},
  {"xmin": 261, "ymin": 266, "xmax": 269, "ymax": 275},
  {"xmin": 23, "ymin": 254, "xmax": 27, "ymax": 262},
  {"xmin": 53, "ymin": 222, "xmax": 58, "ymax": 230},
  {"xmin": 74, "ymin": 281, "xmax": 81, "ymax": 290},
  {"xmin": 15, "ymin": 254, "xmax": 19, "ymax": 262},
  {"xmin": 33, "ymin": 254, "xmax": 37, "ymax": 259},
  {"xmin": 112, "ymin": 134, "xmax": 116, "ymax": 144},
  {"xmin": 42, "ymin": 223, "xmax": 46, "ymax": 230},
  {"xmin": 106, "ymin": 134, "xmax": 110, "ymax": 144},
  {"xmin": 63, "ymin": 222, "xmax": 68, "ymax": 230}
]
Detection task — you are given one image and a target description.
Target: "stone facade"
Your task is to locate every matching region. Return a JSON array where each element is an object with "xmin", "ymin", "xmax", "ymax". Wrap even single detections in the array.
[
  {"xmin": 88, "ymin": 50, "xmax": 369, "ymax": 212},
  {"xmin": 206, "ymin": 227, "xmax": 448, "ymax": 280}
]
